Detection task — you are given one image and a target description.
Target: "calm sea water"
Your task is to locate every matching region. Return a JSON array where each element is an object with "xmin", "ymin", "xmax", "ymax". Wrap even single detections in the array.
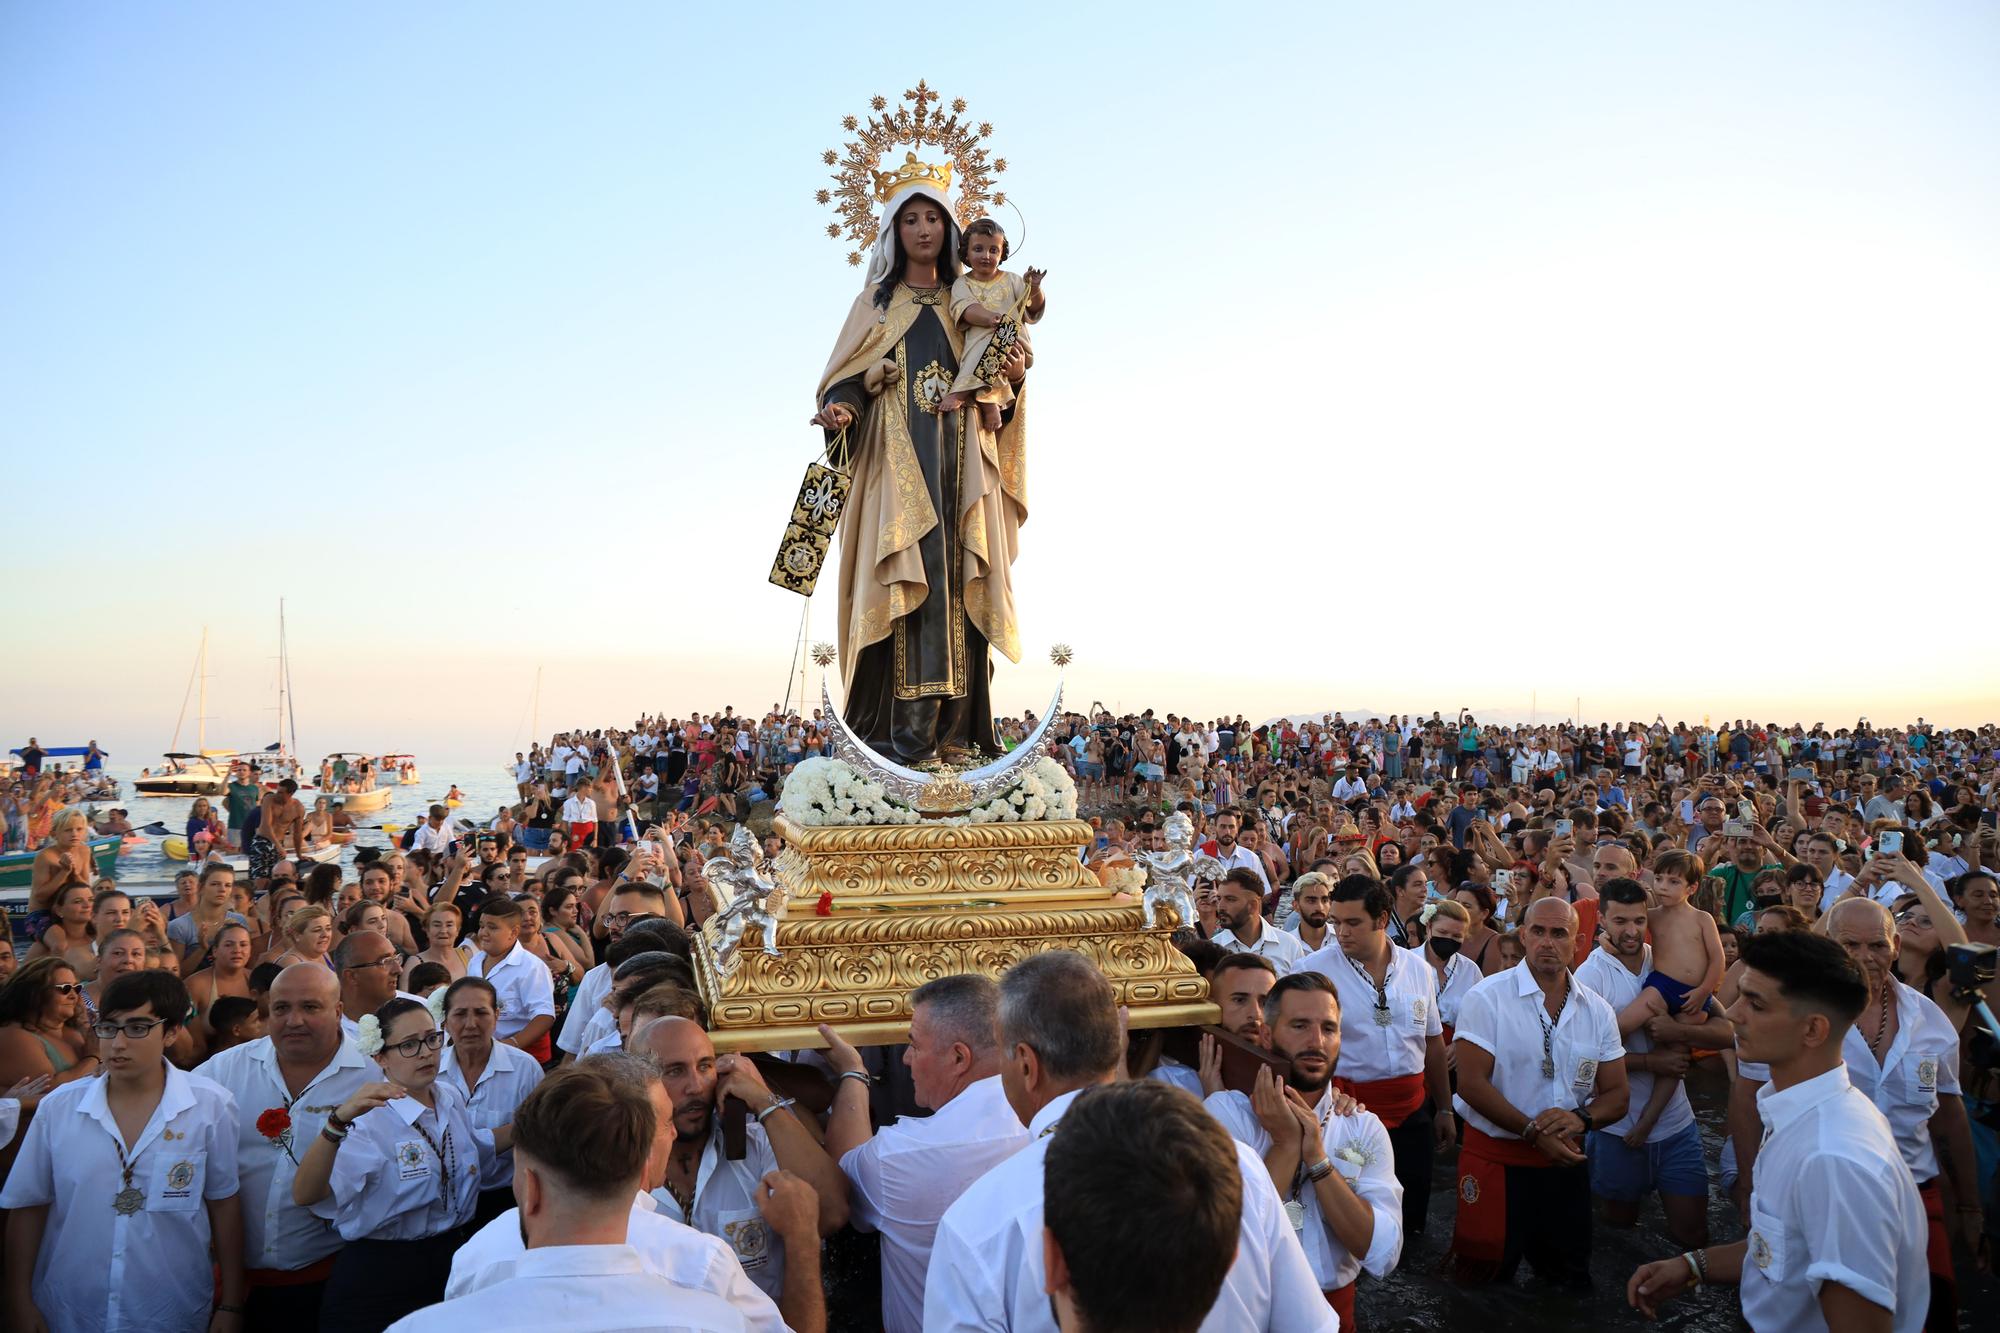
[{"xmin": 90, "ymin": 759, "xmax": 525, "ymax": 889}]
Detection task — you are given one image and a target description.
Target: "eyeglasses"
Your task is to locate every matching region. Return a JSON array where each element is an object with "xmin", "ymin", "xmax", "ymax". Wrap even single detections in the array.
[
  {"xmin": 342, "ymin": 955, "xmax": 400, "ymax": 974},
  {"xmin": 52, "ymin": 982, "xmax": 83, "ymax": 995},
  {"xmin": 93, "ymin": 1017, "xmax": 169, "ymax": 1040},
  {"xmin": 385, "ymin": 1029, "xmax": 448, "ymax": 1059},
  {"xmin": 603, "ymin": 911, "xmax": 660, "ymax": 928}
]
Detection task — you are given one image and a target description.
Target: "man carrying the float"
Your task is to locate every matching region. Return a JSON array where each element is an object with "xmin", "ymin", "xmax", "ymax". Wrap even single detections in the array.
[
  {"xmin": 1294, "ymin": 875, "xmax": 1454, "ymax": 1242},
  {"xmin": 808, "ymin": 83, "xmax": 1029, "ymax": 765},
  {"xmin": 1449, "ymin": 896, "xmax": 1628, "ymax": 1288}
]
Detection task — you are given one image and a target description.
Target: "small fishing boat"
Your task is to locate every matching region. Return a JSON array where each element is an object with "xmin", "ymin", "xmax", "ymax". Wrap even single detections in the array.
[
  {"xmin": 0, "ymin": 835, "xmax": 122, "ymax": 891},
  {"xmin": 341, "ymin": 785, "xmax": 392, "ymax": 815}
]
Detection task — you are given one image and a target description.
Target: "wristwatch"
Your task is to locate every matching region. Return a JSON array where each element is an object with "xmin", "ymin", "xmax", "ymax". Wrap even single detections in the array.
[{"xmin": 1575, "ymin": 1106, "xmax": 1594, "ymax": 1134}]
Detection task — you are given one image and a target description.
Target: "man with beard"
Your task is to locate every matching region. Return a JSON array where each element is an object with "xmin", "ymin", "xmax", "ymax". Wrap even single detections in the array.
[
  {"xmin": 1450, "ymin": 897, "xmax": 1628, "ymax": 1288},
  {"xmin": 1204, "ymin": 809, "xmax": 1271, "ymax": 895},
  {"xmin": 1154, "ymin": 953, "xmax": 1275, "ymax": 1098},
  {"xmin": 1294, "ymin": 876, "xmax": 1453, "ymax": 1239},
  {"xmin": 1205, "ymin": 973, "xmax": 1403, "ymax": 1327},
  {"xmin": 1707, "ymin": 826, "xmax": 1786, "ymax": 925},
  {"xmin": 923, "ymin": 952, "xmax": 1331, "ymax": 1333},
  {"xmin": 1212, "ymin": 868, "xmax": 1308, "ymax": 969},
  {"xmin": 1727, "ymin": 899, "xmax": 1977, "ymax": 1331},
  {"xmin": 1575, "ymin": 879, "xmax": 1728, "ymax": 1251},
  {"xmin": 1287, "ymin": 873, "xmax": 1333, "ymax": 954}
]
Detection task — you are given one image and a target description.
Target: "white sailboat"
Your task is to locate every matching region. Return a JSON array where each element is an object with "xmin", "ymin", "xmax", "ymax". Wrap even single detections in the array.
[{"xmin": 134, "ymin": 628, "xmax": 230, "ymax": 798}]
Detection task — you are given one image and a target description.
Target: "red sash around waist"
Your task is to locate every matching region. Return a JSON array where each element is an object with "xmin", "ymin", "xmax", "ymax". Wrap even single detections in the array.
[
  {"xmin": 1450, "ymin": 1125, "xmax": 1551, "ymax": 1279},
  {"xmin": 1332, "ymin": 1071, "xmax": 1426, "ymax": 1128},
  {"xmin": 1917, "ymin": 1178, "xmax": 1955, "ymax": 1291},
  {"xmin": 1324, "ymin": 1280, "xmax": 1355, "ymax": 1330},
  {"xmin": 243, "ymin": 1255, "xmax": 337, "ymax": 1288}
]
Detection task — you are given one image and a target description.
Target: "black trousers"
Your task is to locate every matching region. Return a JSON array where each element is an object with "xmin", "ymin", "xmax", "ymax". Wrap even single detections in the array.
[
  {"xmin": 244, "ymin": 1278, "xmax": 326, "ymax": 1333},
  {"xmin": 319, "ymin": 1229, "xmax": 470, "ymax": 1333},
  {"xmin": 1387, "ymin": 1101, "xmax": 1435, "ymax": 1237},
  {"xmin": 1499, "ymin": 1160, "xmax": 1593, "ymax": 1288}
]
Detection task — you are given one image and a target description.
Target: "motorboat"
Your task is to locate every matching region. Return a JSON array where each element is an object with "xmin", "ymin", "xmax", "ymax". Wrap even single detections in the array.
[
  {"xmin": 380, "ymin": 753, "xmax": 423, "ymax": 785},
  {"xmin": 4, "ymin": 745, "xmax": 120, "ymax": 799},
  {"xmin": 134, "ymin": 754, "xmax": 230, "ymax": 799}
]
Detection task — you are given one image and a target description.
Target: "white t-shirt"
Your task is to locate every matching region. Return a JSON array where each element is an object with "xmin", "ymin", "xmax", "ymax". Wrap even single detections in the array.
[
  {"xmin": 1292, "ymin": 938, "xmax": 1440, "ymax": 1080},
  {"xmin": 1573, "ymin": 945, "xmax": 1695, "ymax": 1141}
]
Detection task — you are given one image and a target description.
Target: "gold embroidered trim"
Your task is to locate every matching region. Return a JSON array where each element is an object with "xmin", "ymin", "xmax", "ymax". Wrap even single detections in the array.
[{"xmin": 912, "ymin": 359, "xmax": 951, "ymax": 415}]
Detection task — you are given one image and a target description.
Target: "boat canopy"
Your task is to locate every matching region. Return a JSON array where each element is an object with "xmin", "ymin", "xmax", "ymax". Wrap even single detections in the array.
[
  {"xmin": 9, "ymin": 746, "xmax": 101, "ymax": 758},
  {"xmin": 380, "ymin": 753, "xmax": 418, "ymax": 762}
]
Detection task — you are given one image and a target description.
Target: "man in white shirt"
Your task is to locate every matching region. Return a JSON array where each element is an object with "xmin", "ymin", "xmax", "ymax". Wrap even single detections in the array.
[
  {"xmin": 1449, "ymin": 897, "xmax": 1629, "ymax": 1288},
  {"xmin": 1205, "ymin": 973, "xmax": 1403, "ymax": 1326},
  {"xmin": 465, "ymin": 896, "xmax": 557, "ymax": 1058},
  {"xmin": 195, "ymin": 963, "xmax": 378, "ymax": 1325},
  {"xmin": 1151, "ymin": 954, "xmax": 1276, "ymax": 1097},
  {"xmin": 334, "ymin": 930, "xmax": 419, "ymax": 1039},
  {"xmin": 923, "ymin": 951, "xmax": 1334, "ymax": 1333},
  {"xmin": 637, "ymin": 1018, "xmax": 849, "ymax": 1310},
  {"xmin": 389, "ymin": 1062, "xmax": 749, "ymax": 1332},
  {"xmin": 1576, "ymin": 879, "xmax": 1728, "ymax": 1252},
  {"xmin": 1331, "ymin": 766, "xmax": 1368, "ymax": 804},
  {"xmin": 1205, "ymin": 808, "xmax": 1270, "ymax": 894},
  {"xmin": 412, "ymin": 803, "xmax": 455, "ymax": 857},
  {"xmin": 1211, "ymin": 868, "xmax": 1309, "ymax": 969},
  {"xmin": 1293, "ymin": 874, "xmax": 1454, "ymax": 1239},
  {"xmin": 1042, "ymin": 1081, "xmax": 1254, "ymax": 1333},
  {"xmin": 555, "ymin": 881, "xmax": 676, "ymax": 1059},
  {"xmin": 1727, "ymin": 900, "xmax": 1980, "ymax": 1327},
  {"xmin": 513, "ymin": 753, "xmax": 534, "ymax": 797},
  {"xmin": 1629, "ymin": 930, "xmax": 1928, "ymax": 1331},
  {"xmin": 819, "ymin": 977, "xmax": 1030, "ymax": 1333},
  {"xmin": 4, "ymin": 971, "xmax": 247, "ymax": 1333},
  {"xmin": 1287, "ymin": 872, "xmax": 1333, "ymax": 954},
  {"xmin": 443, "ymin": 1052, "xmax": 794, "ymax": 1332}
]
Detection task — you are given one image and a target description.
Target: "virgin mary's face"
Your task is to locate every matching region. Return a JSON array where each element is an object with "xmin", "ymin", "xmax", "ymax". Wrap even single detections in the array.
[{"xmin": 897, "ymin": 200, "xmax": 945, "ymax": 263}]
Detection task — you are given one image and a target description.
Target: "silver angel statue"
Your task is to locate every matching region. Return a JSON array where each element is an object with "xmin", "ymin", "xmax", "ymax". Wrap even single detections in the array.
[
  {"xmin": 1131, "ymin": 812, "xmax": 1226, "ymax": 931},
  {"xmin": 702, "ymin": 827, "xmax": 789, "ymax": 977}
]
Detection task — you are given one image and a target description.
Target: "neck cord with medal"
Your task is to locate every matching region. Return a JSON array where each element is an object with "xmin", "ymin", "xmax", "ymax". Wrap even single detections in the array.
[
  {"xmin": 1536, "ymin": 972, "xmax": 1571, "ymax": 1079},
  {"xmin": 409, "ymin": 1107, "xmax": 456, "ymax": 1198},
  {"xmin": 111, "ymin": 1135, "xmax": 145, "ymax": 1216},
  {"xmin": 666, "ymin": 1136, "xmax": 706, "ymax": 1219},
  {"xmin": 1284, "ymin": 1092, "xmax": 1338, "ymax": 1232},
  {"xmin": 1864, "ymin": 977, "xmax": 1892, "ymax": 1061},
  {"xmin": 1344, "ymin": 945, "xmax": 1393, "ymax": 1027}
]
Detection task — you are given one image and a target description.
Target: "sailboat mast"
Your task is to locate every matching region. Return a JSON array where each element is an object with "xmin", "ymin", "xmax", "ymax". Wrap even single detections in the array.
[
  {"xmin": 197, "ymin": 626, "xmax": 210, "ymax": 754},
  {"xmin": 279, "ymin": 599, "xmax": 299, "ymax": 758},
  {"xmin": 531, "ymin": 666, "xmax": 542, "ymax": 746}
]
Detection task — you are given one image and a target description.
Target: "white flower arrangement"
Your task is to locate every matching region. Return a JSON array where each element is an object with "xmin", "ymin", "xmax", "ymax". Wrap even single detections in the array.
[
  {"xmin": 967, "ymin": 757, "xmax": 1077, "ymax": 824},
  {"xmin": 425, "ymin": 988, "xmax": 449, "ymax": 1025},
  {"xmin": 778, "ymin": 754, "xmax": 1077, "ymax": 827},
  {"xmin": 778, "ymin": 757, "xmax": 920, "ymax": 827},
  {"xmin": 1335, "ymin": 1144, "xmax": 1376, "ymax": 1169},
  {"xmin": 1100, "ymin": 864, "xmax": 1146, "ymax": 893},
  {"xmin": 354, "ymin": 1013, "xmax": 385, "ymax": 1058}
]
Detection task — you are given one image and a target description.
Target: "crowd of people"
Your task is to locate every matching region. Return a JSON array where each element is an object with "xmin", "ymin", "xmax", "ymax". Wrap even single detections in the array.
[{"xmin": 0, "ymin": 708, "xmax": 1994, "ymax": 1330}]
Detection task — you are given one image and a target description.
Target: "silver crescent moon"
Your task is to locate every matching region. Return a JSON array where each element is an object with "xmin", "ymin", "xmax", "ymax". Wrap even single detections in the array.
[{"xmin": 820, "ymin": 678, "xmax": 1066, "ymax": 810}]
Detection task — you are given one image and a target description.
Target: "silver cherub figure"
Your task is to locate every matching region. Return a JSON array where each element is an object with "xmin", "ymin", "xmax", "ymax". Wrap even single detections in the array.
[
  {"xmin": 701, "ymin": 826, "xmax": 789, "ymax": 976},
  {"xmin": 1131, "ymin": 812, "xmax": 1225, "ymax": 931}
]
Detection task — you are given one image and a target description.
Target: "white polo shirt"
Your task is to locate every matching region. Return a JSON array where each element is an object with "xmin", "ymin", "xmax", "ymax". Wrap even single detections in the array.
[
  {"xmin": 561, "ymin": 794, "xmax": 597, "ymax": 824},
  {"xmin": 1212, "ymin": 920, "xmax": 1310, "ymax": 970},
  {"xmin": 467, "ymin": 941, "xmax": 557, "ymax": 1040},
  {"xmin": 1450, "ymin": 962, "xmax": 1625, "ymax": 1138},
  {"xmin": 1840, "ymin": 981, "xmax": 1960, "ymax": 1182},
  {"xmin": 649, "ymin": 1117, "xmax": 786, "ymax": 1301},
  {"xmin": 1209, "ymin": 843, "xmax": 1272, "ymax": 892},
  {"xmin": 445, "ymin": 1193, "xmax": 784, "ymax": 1331},
  {"xmin": 1292, "ymin": 938, "xmax": 1440, "ymax": 1081},
  {"xmin": 923, "ymin": 1087, "xmax": 1335, "ymax": 1333},
  {"xmin": 325, "ymin": 1079, "xmax": 484, "ymax": 1241},
  {"xmin": 1428, "ymin": 950, "xmax": 1485, "ymax": 1032},
  {"xmin": 1744, "ymin": 1065, "xmax": 1928, "ymax": 1333},
  {"xmin": 192, "ymin": 1035, "xmax": 377, "ymax": 1270},
  {"xmin": 1573, "ymin": 945, "xmax": 1695, "ymax": 1141},
  {"xmin": 392, "ymin": 1243, "xmax": 747, "ymax": 1332},
  {"xmin": 0, "ymin": 1063, "xmax": 241, "ymax": 1333},
  {"xmin": 557, "ymin": 960, "xmax": 614, "ymax": 1054},
  {"xmin": 1206, "ymin": 1085, "xmax": 1403, "ymax": 1291},
  {"xmin": 438, "ymin": 1040, "xmax": 546, "ymax": 1190},
  {"xmin": 840, "ymin": 1075, "xmax": 1030, "ymax": 1333}
]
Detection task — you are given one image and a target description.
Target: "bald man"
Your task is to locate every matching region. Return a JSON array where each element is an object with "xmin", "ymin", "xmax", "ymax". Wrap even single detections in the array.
[
  {"xmin": 1731, "ymin": 898, "xmax": 1979, "ymax": 1330},
  {"xmin": 633, "ymin": 1017, "xmax": 847, "ymax": 1309},
  {"xmin": 195, "ymin": 963, "xmax": 376, "ymax": 1324},
  {"xmin": 1449, "ymin": 898, "xmax": 1630, "ymax": 1287}
]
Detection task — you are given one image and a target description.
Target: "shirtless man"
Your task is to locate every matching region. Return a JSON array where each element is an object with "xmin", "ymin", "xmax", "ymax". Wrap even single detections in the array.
[{"xmin": 254, "ymin": 778, "xmax": 308, "ymax": 887}]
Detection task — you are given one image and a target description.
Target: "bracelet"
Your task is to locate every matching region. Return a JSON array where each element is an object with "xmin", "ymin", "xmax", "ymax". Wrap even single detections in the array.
[
  {"xmin": 754, "ymin": 1095, "xmax": 797, "ymax": 1125},
  {"xmin": 1303, "ymin": 1157, "xmax": 1334, "ymax": 1183},
  {"xmin": 320, "ymin": 1125, "xmax": 348, "ymax": 1145},
  {"xmin": 1681, "ymin": 1251, "xmax": 1703, "ymax": 1287},
  {"xmin": 837, "ymin": 1070, "xmax": 871, "ymax": 1087}
]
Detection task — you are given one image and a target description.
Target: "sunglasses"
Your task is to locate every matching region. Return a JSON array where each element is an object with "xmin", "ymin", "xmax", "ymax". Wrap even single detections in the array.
[{"xmin": 52, "ymin": 982, "xmax": 84, "ymax": 995}]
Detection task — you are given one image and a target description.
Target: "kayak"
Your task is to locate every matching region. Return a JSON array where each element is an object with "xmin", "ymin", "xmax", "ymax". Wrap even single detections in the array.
[{"xmin": 0, "ymin": 836, "xmax": 122, "ymax": 891}]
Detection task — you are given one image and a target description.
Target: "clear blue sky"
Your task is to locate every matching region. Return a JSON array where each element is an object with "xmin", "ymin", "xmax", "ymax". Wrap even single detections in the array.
[{"xmin": 5, "ymin": 2, "xmax": 1998, "ymax": 761}]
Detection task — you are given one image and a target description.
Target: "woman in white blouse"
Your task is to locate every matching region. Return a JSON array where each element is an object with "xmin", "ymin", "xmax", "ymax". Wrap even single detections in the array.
[
  {"xmin": 436, "ymin": 976, "xmax": 543, "ymax": 1227},
  {"xmin": 291, "ymin": 996, "xmax": 486, "ymax": 1331}
]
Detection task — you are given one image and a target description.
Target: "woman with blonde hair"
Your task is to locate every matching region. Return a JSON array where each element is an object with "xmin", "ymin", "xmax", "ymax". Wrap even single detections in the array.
[
  {"xmin": 26, "ymin": 807, "xmax": 93, "ymax": 919},
  {"xmin": 270, "ymin": 903, "xmax": 336, "ymax": 970}
]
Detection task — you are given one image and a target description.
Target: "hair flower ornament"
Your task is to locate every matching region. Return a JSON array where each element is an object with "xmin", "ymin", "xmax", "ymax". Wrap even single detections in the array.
[
  {"xmin": 354, "ymin": 1013, "xmax": 385, "ymax": 1058},
  {"xmin": 1419, "ymin": 903, "xmax": 1441, "ymax": 926},
  {"xmin": 425, "ymin": 989, "xmax": 449, "ymax": 1025}
]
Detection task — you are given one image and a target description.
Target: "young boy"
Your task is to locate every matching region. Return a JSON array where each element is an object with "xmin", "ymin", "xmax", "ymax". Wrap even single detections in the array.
[
  {"xmin": 466, "ymin": 895, "xmax": 556, "ymax": 1060},
  {"xmin": 1622, "ymin": 849, "xmax": 1725, "ymax": 1146},
  {"xmin": 206, "ymin": 994, "xmax": 265, "ymax": 1053},
  {"xmin": 938, "ymin": 217, "xmax": 1046, "ymax": 432}
]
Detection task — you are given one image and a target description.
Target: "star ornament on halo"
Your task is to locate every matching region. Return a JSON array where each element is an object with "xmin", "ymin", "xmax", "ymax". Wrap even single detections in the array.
[
  {"xmin": 1049, "ymin": 644, "xmax": 1073, "ymax": 668},
  {"xmin": 811, "ymin": 642, "xmax": 837, "ymax": 668},
  {"xmin": 817, "ymin": 79, "xmax": 1009, "ymax": 265}
]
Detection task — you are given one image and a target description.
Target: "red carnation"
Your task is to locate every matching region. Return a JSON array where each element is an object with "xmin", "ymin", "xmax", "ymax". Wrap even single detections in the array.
[
  {"xmin": 256, "ymin": 1107, "xmax": 292, "ymax": 1139},
  {"xmin": 815, "ymin": 892, "xmax": 834, "ymax": 917}
]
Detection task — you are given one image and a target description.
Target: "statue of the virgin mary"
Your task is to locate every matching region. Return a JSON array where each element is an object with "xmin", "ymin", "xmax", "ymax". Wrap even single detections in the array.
[{"xmin": 810, "ymin": 149, "xmax": 1027, "ymax": 766}]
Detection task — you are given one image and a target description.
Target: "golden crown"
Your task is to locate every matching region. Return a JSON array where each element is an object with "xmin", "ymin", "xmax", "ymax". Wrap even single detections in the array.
[
  {"xmin": 817, "ymin": 80, "xmax": 1008, "ymax": 266},
  {"xmin": 874, "ymin": 152, "xmax": 952, "ymax": 203}
]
